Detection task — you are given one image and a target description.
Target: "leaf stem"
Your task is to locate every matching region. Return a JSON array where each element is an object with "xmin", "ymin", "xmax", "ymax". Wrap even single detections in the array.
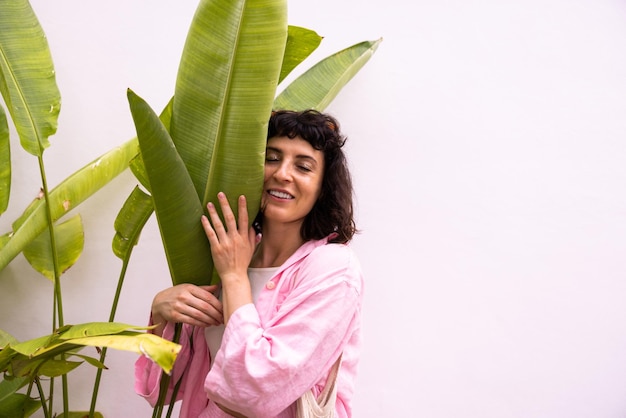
[
  {"xmin": 37, "ymin": 154, "xmax": 69, "ymax": 416},
  {"xmin": 88, "ymin": 256, "xmax": 132, "ymax": 417}
]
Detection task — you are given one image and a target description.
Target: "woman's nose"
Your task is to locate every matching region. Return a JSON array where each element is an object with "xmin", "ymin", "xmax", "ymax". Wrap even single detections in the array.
[{"xmin": 272, "ymin": 163, "xmax": 292, "ymax": 181}]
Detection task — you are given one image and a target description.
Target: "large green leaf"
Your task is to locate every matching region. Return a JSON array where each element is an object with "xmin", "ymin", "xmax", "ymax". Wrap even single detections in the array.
[
  {"xmin": 0, "ymin": 0, "xmax": 60, "ymax": 157},
  {"xmin": 3, "ymin": 323, "xmax": 180, "ymax": 375},
  {"xmin": 127, "ymin": 89, "xmax": 212, "ymax": 286},
  {"xmin": 63, "ymin": 333, "xmax": 180, "ymax": 374},
  {"xmin": 0, "ymin": 137, "xmax": 138, "ymax": 272},
  {"xmin": 279, "ymin": 26, "xmax": 322, "ymax": 83},
  {"xmin": 170, "ymin": 0, "xmax": 288, "ymax": 216},
  {"xmin": 0, "ymin": 106, "xmax": 9, "ymax": 215},
  {"xmin": 274, "ymin": 38, "xmax": 382, "ymax": 111},
  {"xmin": 22, "ymin": 215, "xmax": 84, "ymax": 281}
]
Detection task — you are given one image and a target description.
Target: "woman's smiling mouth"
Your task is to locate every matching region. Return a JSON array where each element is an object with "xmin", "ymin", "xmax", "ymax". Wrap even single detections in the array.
[{"xmin": 268, "ymin": 189, "xmax": 294, "ymax": 199}]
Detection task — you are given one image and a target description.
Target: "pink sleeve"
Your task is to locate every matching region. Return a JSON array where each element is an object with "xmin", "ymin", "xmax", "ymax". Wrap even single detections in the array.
[
  {"xmin": 204, "ymin": 245, "xmax": 363, "ymax": 417},
  {"xmin": 134, "ymin": 321, "xmax": 212, "ymax": 418}
]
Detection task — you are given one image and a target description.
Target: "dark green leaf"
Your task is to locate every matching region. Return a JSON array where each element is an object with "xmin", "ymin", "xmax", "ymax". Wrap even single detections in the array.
[
  {"xmin": 127, "ymin": 89, "xmax": 213, "ymax": 286},
  {"xmin": 112, "ymin": 186, "xmax": 153, "ymax": 260}
]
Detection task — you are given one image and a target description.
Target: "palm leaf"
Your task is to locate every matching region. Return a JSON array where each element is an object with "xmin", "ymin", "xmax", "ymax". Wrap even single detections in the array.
[
  {"xmin": 170, "ymin": 0, "xmax": 287, "ymax": 217},
  {"xmin": 279, "ymin": 26, "xmax": 322, "ymax": 83},
  {"xmin": 127, "ymin": 89, "xmax": 212, "ymax": 286},
  {"xmin": 274, "ymin": 38, "xmax": 382, "ymax": 111},
  {"xmin": 0, "ymin": 0, "xmax": 60, "ymax": 156},
  {"xmin": 3, "ymin": 323, "xmax": 180, "ymax": 375},
  {"xmin": 0, "ymin": 138, "xmax": 138, "ymax": 271}
]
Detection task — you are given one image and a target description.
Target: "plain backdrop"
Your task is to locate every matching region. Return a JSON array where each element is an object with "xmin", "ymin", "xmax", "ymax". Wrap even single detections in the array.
[{"xmin": 1, "ymin": 1, "xmax": 626, "ymax": 417}]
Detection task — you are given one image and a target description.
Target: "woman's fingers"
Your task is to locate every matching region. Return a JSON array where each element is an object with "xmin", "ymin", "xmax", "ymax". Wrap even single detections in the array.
[
  {"xmin": 153, "ymin": 284, "xmax": 224, "ymax": 327},
  {"xmin": 203, "ymin": 192, "xmax": 250, "ymax": 242},
  {"xmin": 237, "ymin": 195, "xmax": 249, "ymax": 235}
]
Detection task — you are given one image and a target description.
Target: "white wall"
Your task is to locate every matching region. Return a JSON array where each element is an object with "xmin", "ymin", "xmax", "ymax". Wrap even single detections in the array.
[{"xmin": 1, "ymin": 1, "xmax": 626, "ymax": 417}]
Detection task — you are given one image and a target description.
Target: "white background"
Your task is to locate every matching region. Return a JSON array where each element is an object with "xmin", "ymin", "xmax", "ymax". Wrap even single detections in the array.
[{"xmin": 1, "ymin": 1, "xmax": 626, "ymax": 417}]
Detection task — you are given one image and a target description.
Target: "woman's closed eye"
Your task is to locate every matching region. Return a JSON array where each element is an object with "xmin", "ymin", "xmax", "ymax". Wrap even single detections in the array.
[
  {"xmin": 297, "ymin": 163, "xmax": 313, "ymax": 172},
  {"xmin": 265, "ymin": 152, "xmax": 280, "ymax": 163}
]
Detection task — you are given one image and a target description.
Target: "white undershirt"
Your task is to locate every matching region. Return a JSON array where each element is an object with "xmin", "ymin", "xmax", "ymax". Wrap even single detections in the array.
[{"xmin": 204, "ymin": 267, "xmax": 279, "ymax": 364}]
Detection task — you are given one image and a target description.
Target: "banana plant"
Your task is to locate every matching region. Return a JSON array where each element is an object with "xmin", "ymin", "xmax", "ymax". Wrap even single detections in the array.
[
  {"xmin": 0, "ymin": 322, "xmax": 180, "ymax": 418},
  {"xmin": 0, "ymin": 1, "xmax": 179, "ymax": 416},
  {"xmin": 124, "ymin": 0, "xmax": 382, "ymax": 288}
]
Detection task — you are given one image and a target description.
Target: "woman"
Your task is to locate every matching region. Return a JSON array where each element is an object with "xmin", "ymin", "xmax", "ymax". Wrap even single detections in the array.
[{"xmin": 135, "ymin": 109, "xmax": 364, "ymax": 418}]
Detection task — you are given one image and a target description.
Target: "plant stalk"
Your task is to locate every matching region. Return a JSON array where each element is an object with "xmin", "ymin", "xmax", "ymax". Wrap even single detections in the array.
[
  {"xmin": 88, "ymin": 257, "xmax": 132, "ymax": 417},
  {"xmin": 38, "ymin": 154, "xmax": 69, "ymax": 416}
]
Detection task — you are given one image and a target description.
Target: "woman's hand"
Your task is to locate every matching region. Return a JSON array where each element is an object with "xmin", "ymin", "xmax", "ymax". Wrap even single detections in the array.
[
  {"xmin": 201, "ymin": 192, "xmax": 258, "ymax": 284},
  {"xmin": 151, "ymin": 284, "xmax": 223, "ymax": 336},
  {"xmin": 201, "ymin": 192, "xmax": 258, "ymax": 323}
]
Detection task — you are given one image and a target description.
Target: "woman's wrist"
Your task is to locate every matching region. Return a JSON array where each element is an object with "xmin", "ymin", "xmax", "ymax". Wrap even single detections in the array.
[{"xmin": 221, "ymin": 277, "xmax": 252, "ymax": 324}]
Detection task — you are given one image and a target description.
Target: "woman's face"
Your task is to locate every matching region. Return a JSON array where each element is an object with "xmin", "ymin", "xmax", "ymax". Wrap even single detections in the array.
[{"xmin": 261, "ymin": 135, "xmax": 324, "ymax": 228}]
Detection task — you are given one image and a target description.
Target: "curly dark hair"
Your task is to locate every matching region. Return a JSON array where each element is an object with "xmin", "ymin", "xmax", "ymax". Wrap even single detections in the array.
[{"xmin": 255, "ymin": 109, "xmax": 357, "ymax": 244}]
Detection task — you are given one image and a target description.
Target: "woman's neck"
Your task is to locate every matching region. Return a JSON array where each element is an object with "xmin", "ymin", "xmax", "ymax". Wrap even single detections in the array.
[{"xmin": 250, "ymin": 222, "xmax": 305, "ymax": 268}]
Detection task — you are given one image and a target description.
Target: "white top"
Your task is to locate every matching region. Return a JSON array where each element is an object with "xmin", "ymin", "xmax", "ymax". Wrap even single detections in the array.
[{"xmin": 205, "ymin": 267, "xmax": 280, "ymax": 363}]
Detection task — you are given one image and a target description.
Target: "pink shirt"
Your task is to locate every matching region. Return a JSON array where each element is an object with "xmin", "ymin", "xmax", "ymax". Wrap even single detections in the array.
[{"xmin": 135, "ymin": 236, "xmax": 364, "ymax": 417}]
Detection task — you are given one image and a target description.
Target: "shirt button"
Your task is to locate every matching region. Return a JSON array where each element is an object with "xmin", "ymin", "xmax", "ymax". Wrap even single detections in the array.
[{"xmin": 266, "ymin": 281, "xmax": 276, "ymax": 290}]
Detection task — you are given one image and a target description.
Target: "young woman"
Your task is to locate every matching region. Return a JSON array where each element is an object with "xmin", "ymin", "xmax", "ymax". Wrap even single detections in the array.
[{"xmin": 135, "ymin": 110, "xmax": 364, "ymax": 418}]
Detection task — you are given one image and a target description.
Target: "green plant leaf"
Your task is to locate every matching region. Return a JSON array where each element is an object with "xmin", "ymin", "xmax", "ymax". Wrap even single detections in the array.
[
  {"xmin": 10, "ymin": 334, "xmax": 58, "ymax": 357},
  {"xmin": 279, "ymin": 26, "xmax": 322, "ymax": 83},
  {"xmin": 0, "ymin": 393, "xmax": 40, "ymax": 418},
  {"xmin": 0, "ymin": 376, "xmax": 28, "ymax": 404},
  {"xmin": 62, "ymin": 333, "xmax": 180, "ymax": 375},
  {"xmin": 0, "ymin": 137, "xmax": 138, "ymax": 272},
  {"xmin": 127, "ymin": 89, "xmax": 213, "ymax": 286},
  {"xmin": 3, "ymin": 323, "xmax": 180, "ymax": 376},
  {"xmin": 170, "ymin": 0, "xmax": 287, "ymax": 216},
  {"xmin": 71, "ymin": 353, "xmax": 107, "ymax": 370},
  {"xmin": 0, "ymin": 0, "xmax": 61, "ymax": 157},
  {"xmin": 274, "ymin": 38, "xmax": 382, "ymax": 111},
  {"xmin": 37, "ymin": 358, "xmax": 82, "ymax": 377},
  {"xmin": 0, "ymin": 106, "xmax": 9, "ymax": 215},
  {"xmin": 22, "ymin": 214, "xmax": 84, "ymax": 281},
  {"xmin": 57, "ymin": 322, "xmax": 151, "ymax": 340},
  {"xmin": 112, "ymin": 186, "xmax": 153, "ymax": 260}
]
